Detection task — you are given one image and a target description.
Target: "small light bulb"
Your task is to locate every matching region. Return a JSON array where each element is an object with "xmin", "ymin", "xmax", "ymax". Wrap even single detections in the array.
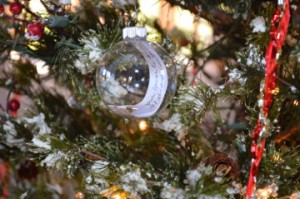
[
  {"xmin": 99, "ymin": 16, "xmax": 105, "ymax": 24},
  {"xmin": 256, "ymin": 186, "xmax": 273, "ymax": 199},
  {"xmin": 139, "ymin": 120, "xmax": 148, "ymax": 131},
  {"xmin": 112, "ymin": 195, "xmax": 121, "ymax": 199},
  {"xmin": 111, "ymin": 192, "xmax": 128, "ymax": 199},
  {"xmin": 273, "ymin": 153, "xmax": 282, "ymax": 162},
  {"xmin": 75, "ymin": 191, "xmax": 84, "ymax": 199},
  {"xmin": 35, "ymin": 60, "xmax": 49, "ymax": 76},
  {"xmin": 256, "ymin": 190, "xmax": 269, "ymax": 199},
  {"xmin": 293, "ymin": 100, "xmax": 299, "ymax": 106},
  {"xmin": 10, "ymin": 50, "xmax": 21, "ymax": 60},
  {"xmin": 271, "ymin": 87, "xmax": 280, "ymax": 95}
]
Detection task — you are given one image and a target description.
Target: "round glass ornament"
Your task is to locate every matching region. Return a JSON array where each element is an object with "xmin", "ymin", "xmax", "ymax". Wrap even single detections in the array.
[{"xmin": 96, "ymin": 27, "xmax": 177, "ymax": 118}]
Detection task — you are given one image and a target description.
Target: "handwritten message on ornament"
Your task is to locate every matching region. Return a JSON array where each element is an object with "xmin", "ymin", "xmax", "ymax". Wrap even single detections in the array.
[{"xmin": 109, "ymin": 40, "xmax": 168, "ymax": 118}]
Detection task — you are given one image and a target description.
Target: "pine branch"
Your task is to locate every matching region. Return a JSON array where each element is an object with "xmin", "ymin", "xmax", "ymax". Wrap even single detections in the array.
[{"xmin": 80, "ymin": 149, "xmax": 107, "ymax": 161}]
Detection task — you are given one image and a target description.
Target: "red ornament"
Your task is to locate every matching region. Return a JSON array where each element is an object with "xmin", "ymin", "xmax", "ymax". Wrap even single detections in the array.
[
  {"xmin": 25, "ymin": 22, "xmax": 44, "ymax": 40},
  {"xmin": 17, "ymin": 159, "xmax": 39, "ymax": 180},
  {"xmin": 7, "ymin": 98, "xmax": 20, "ymax": 112},
  {"xmin": 0, "ymin": 4, "xmax": 4, "ymax": 15},
  {"xmin": 9, "ymin": 2, "xmax": 23, "ymax": 15}
]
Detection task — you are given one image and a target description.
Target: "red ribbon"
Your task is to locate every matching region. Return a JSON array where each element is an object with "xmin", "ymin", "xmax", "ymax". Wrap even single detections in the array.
[{"xmin": 246, "ymin": 1, "xmax": 290, "ymax": 198}]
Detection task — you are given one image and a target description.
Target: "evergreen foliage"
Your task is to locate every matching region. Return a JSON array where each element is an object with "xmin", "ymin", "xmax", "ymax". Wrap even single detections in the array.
[{"xmin": 0, "ymin": 0, "xmax": 300, "ymax": 198}]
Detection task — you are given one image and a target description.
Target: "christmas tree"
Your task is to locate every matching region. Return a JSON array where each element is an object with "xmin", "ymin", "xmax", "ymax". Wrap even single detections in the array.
[{"xmin": 1, "ymin": 0, "xmax": 300, "ymax": 198}]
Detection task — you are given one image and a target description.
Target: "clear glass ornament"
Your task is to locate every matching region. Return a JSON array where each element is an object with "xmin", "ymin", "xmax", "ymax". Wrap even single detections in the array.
[{"xmin": 96, "ymin": 27, "xmax": 177, "ymax": 118}]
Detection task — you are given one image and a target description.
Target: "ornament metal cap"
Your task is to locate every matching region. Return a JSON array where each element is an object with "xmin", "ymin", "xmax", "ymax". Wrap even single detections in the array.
[{"xmin": 123, "ymin": 27, "xmax": 147, "ymax": 39}]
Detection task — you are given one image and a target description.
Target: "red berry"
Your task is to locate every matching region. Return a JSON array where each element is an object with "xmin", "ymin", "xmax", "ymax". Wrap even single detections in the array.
[
  {"xmin": 7, "ymin": 98, "xmax": 20, "ymax": 112},
  {"xmin": 9, "ymin": 2, "xmax": 23, "ymax": 15},
  {"xmin": 25, "ymin": 22, "xmax": 44, "ymax": 40},
  {"xmin": 0, "ymin": 4, "xmax": 4, "ymax": 15}
]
